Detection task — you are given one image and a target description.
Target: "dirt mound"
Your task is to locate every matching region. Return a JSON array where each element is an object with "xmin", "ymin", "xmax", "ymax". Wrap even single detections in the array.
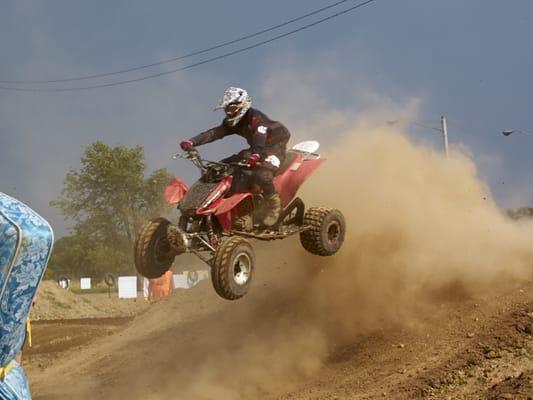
[
  {"xmin": 398, "ymin": 288, "xmax": 533, "ymax": 399},
  {"xmin": 32, "ymin": 281, "xmax": 149, "ymax": 320}
]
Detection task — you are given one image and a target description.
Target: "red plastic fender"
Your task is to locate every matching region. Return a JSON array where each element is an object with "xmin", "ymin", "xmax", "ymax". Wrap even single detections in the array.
[
  {"xmin": 164, "ymin": 178, "xmax": 189, "ymax": 205},
  {"xmin": 274, "ymin": 157, "xmax": 326, "ymax": 208},
  {"xmin": 216, "ymin": 211, "xmax": 233, "ymax": 232},
  {"xmin": 214, "ymin": 193, "xmax": 253, "ymax": 216},
  {"xmin": 196, "ymin": 177, "xmax": 234, "ymax": 215},
  {"xmin": 209, "ymin": 193, "xmax": 254, "ymax": 232}
]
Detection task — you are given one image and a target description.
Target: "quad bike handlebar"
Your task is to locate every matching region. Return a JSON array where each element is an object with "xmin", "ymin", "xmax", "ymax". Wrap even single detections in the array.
[
  {"xmin": 173, "ymin": 148, "xmax": 256, "ymax": 171},
  {"xmin": 172, "ymin": 148, "xmax": 256, "ymax": 184}
]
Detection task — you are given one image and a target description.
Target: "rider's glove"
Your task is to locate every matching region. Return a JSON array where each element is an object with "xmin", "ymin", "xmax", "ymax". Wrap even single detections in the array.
[
  {"xmin": 180, "ymin": 140, "xmax": 194, "ymax": 151},
  {"xmin": 246, "ymin": 153, "xmax": 261, "ymax": 167}
]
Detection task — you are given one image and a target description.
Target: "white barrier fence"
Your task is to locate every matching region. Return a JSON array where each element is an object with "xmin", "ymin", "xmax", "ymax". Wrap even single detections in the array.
[
  {"xmin": 79, "ymin": 277, "xmax": 91, "ymax": 290},
  {"xmin": 118, "ymin": 276, "xmax": 137, "ymax": 299},
  {"xmin": 61, "ymin": 271, "xmax": 209, "ymax": 298},
  {"xmin": 116, "ymin": 271, "xmax": 209, "ymax": 299}
]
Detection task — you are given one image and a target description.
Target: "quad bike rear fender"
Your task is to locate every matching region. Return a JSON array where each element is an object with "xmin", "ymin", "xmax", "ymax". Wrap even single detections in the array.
[{"xmin": 274, "ymin": 154, "xmax": 326, "ymax": 208}]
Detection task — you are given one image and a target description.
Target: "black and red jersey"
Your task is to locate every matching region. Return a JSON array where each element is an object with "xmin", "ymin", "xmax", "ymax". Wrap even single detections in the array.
[{"xmin": 189, "ymin": 108, "xmax": 291, "ymax": 161}]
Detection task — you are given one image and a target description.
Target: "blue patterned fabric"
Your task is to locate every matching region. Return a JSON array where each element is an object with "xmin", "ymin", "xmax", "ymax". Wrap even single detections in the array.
[
  {"xmin": 0, "ymin": 361, "xmax": 32, "ymax": 400},
  {"xmin": 0, "ymin": 192, "xmax": 53, "ymax": 366}
]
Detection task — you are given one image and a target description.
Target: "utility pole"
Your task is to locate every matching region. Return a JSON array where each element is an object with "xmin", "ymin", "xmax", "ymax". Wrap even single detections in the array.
[{"xmin": 440, "ymin": 115, "xmax": 449, "ymax": 158}]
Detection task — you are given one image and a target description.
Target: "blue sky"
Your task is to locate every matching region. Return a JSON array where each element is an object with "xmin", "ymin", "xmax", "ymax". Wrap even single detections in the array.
[{"xmin": 1, "ymin": 0, "xmax": 533, "ymax": 235}]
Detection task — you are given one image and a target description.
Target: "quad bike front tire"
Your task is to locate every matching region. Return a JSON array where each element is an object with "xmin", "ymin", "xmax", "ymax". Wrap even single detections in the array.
[
  {"xmin": 211, "ymin": 236, "xmax": 255, "ymax": 301},
  {"xmin": 300, "ymin": 207, "xmax": 346, "ymax": 256},
  {"xmin": 134, "ymin": 217, "xmax": 177, "ymax": 279}
]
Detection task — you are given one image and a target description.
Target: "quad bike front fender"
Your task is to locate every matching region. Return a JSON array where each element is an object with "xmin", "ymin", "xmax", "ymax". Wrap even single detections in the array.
[
  {"xmin": 213, "ymin": 193, "xmax": 253, "ymax": 216},
  {"xmin": 215, "ymin": 211, "xmax": 233, "ymax": 232},
  {"xmin": 164, "ymin": 177, "xmax": 189, "ymax": 205},
  {"xmin": 213, "ymin": 193, "xmax": 253, "ymax": 232}
]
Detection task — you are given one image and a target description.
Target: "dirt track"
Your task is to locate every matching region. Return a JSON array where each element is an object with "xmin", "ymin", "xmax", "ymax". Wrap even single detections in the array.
[
  {"xmin": 25, "ymin": 318, "xmax": 131, "ymax": 355},
  {"xmin": 25, "ymin": 264, "xmax": 532, "ymax": 399}
]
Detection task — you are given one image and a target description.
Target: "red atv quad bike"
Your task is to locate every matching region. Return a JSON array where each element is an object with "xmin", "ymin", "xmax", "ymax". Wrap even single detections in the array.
[{"xmin": 134, "ymin": 141, "xmax": 345, "ymax": 300}]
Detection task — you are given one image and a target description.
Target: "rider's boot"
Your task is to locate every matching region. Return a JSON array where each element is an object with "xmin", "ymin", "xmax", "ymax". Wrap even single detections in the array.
[
  {"xmin": 262, "ymin": 193, "xmax": 281, "ymax": 227},
  {"xmin": 233, "ymin": 213, "xmax": 253, "ymax": 232}
]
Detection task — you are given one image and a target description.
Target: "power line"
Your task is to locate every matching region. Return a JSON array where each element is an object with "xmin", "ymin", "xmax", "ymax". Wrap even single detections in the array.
[
  {"xmin": 387, "ymin": 118, "xmax": 443, "ymax": 133},
  {"xmin": 1, "ymin": 0, "xmax": 367, "ymax": 85},
  {"xmin": 442, "ymin": 117, "xmax": 491, "ymax": 138},
  {"xmin": 0, "ymin": 0, "xmax": 378, "ymax": 92},
  {"xmin": 411, "ymin": 121, "xmax": 443, "ymax": 133}
]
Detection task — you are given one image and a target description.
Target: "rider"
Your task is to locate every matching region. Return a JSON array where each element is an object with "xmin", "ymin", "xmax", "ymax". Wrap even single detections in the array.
[{"xmin": 180, "ymin": 87, "xmax": 291, "ymax": 226}]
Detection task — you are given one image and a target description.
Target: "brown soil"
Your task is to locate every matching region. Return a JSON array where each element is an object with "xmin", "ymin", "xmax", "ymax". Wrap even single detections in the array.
[
  {"xmin": 22, "ymin": 127, "xmax": 533, "ymax": 399},
  {"xmin": 32, "ymin": 281, "xmax": 149, "ymax": 320},
  {"xmin": 24, "ymin": 251, "xmax": 533, "ymax": 400},
  {"xmin": 22, "ymin": 318, "xmax": 132, "ymax": 378},
  {"xmin": 274, "ymin": 281, "xmax": 533, "ymax": 400}
]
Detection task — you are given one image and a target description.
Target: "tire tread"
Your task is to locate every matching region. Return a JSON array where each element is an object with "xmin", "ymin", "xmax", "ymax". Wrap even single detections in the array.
[
  {"xmin": 211, "ymin": 236, "xmax": 252, "ymax": 300},
  {"xmin": 134, "ymin": 217, "xmax": 174, "ymax": 279},
  {"xmin": 300, "ymin": 207, "xmax": 345, "ymax": 256}
]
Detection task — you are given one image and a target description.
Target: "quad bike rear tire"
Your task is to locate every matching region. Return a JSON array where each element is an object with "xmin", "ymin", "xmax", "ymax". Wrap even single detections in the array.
[
  {"xmin": 211, "ymin": 236, "xmax": 255, "ymax": 300},
  {"xmin": 300, "ymin": 207, "xmax": 346, "ymax": 256},
  {"xmin": 134, "ymin": 217, "xmax": 177, "ymax": 279}
]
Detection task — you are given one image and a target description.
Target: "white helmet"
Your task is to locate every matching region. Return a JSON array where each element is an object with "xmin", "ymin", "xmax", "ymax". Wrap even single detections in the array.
[{"xmin": 215, "ymin": 86, "xmax": 252, "ymax": 126}]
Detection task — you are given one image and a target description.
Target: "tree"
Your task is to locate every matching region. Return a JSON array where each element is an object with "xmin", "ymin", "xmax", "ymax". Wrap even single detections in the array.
[
  {"xmin": 45, "ymin": 235, "xmax": 92, "ymax": 279},
  {"xmin": 50, "ymin": 141, "xmax": 174, "ymax": 280}
]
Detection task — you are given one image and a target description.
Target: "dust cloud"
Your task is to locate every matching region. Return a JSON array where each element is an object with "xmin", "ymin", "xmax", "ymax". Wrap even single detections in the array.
[
  {"xmin": 296, "ymin": 116, "xmax": 533, "ymax": 339},
  {"xmin": 45, "ymin": 114, "xmax": 533, "ymax": 400}
]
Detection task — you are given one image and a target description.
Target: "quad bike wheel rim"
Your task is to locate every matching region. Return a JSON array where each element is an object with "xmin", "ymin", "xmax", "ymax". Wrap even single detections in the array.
[
  {"xmin": 326, "ymin": 220, "xmax": 341, "ymax": 245},
  {"xmin": 233, "ymin": 253, "xmax": 252, "ymax": 286}
]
